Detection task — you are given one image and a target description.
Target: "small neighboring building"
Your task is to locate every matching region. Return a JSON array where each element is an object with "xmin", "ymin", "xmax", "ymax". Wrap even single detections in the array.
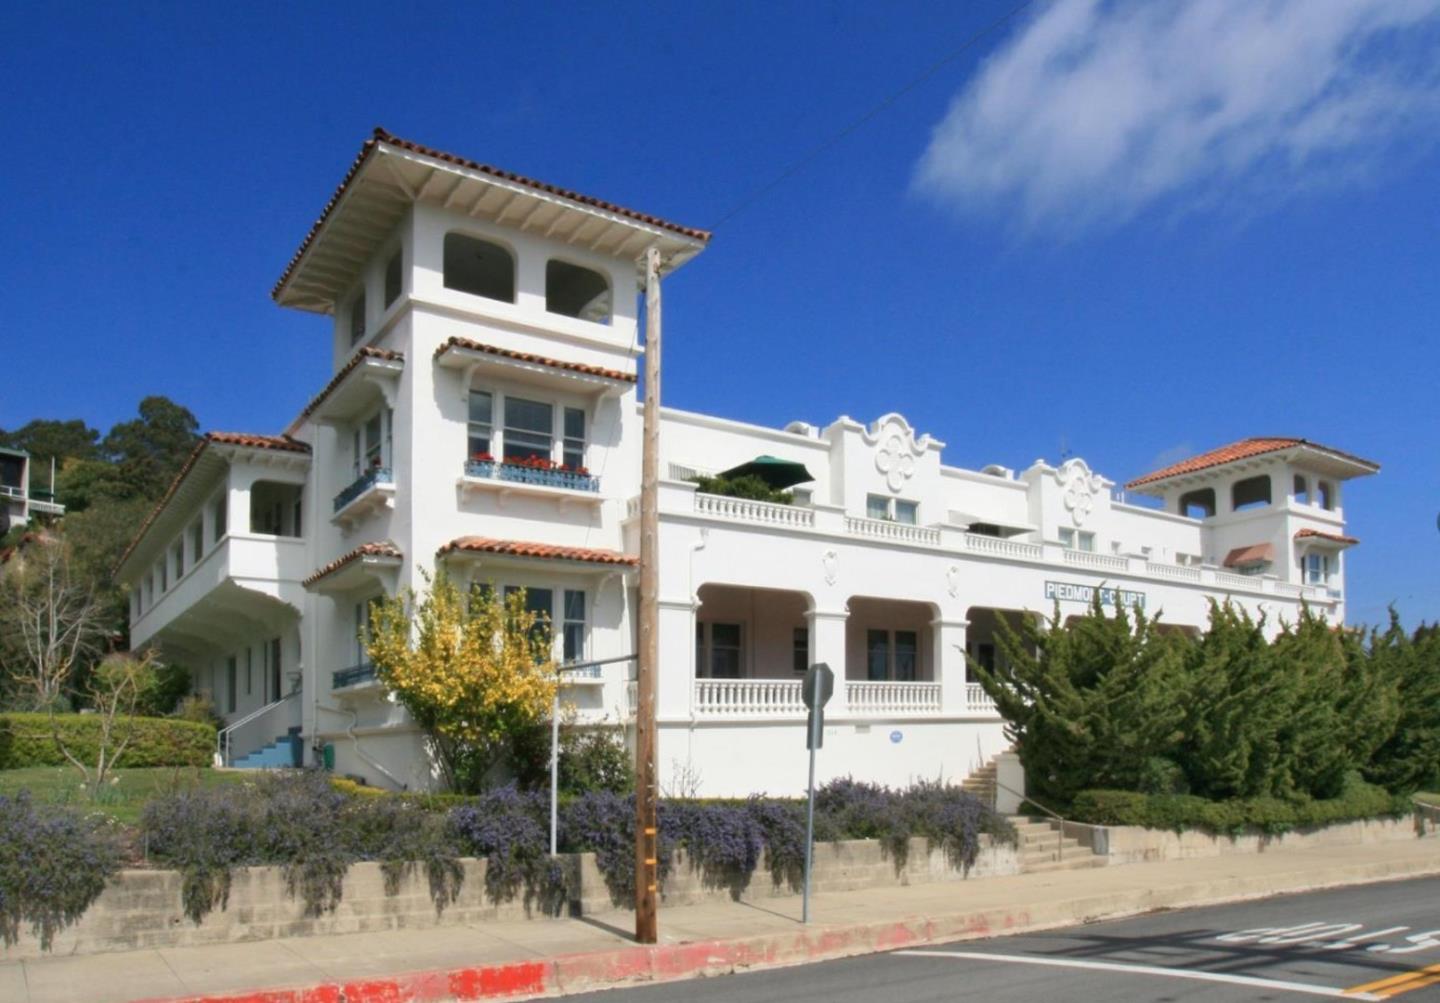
[
  {"xmin": 0, "ymin": 447, "xmax": 64, "ymax": 533},
  {"xmin": 112, "ymin": 129, "xmax": 1381, "ymax": 796}
]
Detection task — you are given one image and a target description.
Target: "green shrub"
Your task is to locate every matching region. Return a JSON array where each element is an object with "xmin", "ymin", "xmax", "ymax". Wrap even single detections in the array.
[
  {"xmin": 1072, "ymin": 775, "xmax": 1410, "ymax": 836},
  {"xmin": 0, "ymin": 713, "xmax": 214, "ymax": 769},
  {"xmin": 134, "ymin": 664, "xmax": 194, "ymax": 718},
  {"xmin": 688, "ymin": 474, "xmax": 793, "ymax": 504}
]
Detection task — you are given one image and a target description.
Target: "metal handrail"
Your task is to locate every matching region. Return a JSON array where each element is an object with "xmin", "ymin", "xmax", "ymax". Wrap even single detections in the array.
[
  {"xmin": 216, "ymin": 690, "xmax": 300, "ymax": 767},
  {"xmin": 991, "ymin": 778, "xmax": 1106, "ymax": 861}
]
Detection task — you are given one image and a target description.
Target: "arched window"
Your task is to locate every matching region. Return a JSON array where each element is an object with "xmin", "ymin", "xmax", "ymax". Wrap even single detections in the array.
[
  {"xmin": 1317, "ymin": 481, "xmax": 1334, "ymax": 510},
  {"xmin": 1231, "ymin": 475, "xmax": 1271, "ymax": 512},
  {"xmin": 546, "ymin": 260, "xmax": 611, "ymax": 323},
  {"xmin": 443, "ymin": 233, "xmax": 515, "ymax": 303},
  {"xmin": 1178, "ymin": 487, "xmax": 1216, "ymax": 518},
  {"xmin": 1293, "ymin": 474, "xmax": 1309, "ymax": 504}
]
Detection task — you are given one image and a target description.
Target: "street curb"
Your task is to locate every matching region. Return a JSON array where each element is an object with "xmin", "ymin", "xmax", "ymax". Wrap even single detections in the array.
[{"xmin": 130, "ymin": 854, "xmax": 1440, "ymax": 1003}]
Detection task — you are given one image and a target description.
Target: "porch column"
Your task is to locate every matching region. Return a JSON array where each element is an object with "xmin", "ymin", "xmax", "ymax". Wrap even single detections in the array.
[
  {"xmin": 807, "ymin": 607, "xmax": 848, "ymax": 708},
  {"xmin": 657, "ymin": 598, "xmax": 696, "ymax": 719},
  {"xmin": 934, "ymin": 617, "xmax": 970, "ymax": 715}
]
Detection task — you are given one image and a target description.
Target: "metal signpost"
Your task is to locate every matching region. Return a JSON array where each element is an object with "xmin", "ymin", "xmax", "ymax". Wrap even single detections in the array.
[
  {"xmin": 800, "ymin": 661, "xmax": 834, "ymax": 924},
  {"xmin": 550, "ymin": 654, "xmax": 638, "ymax": 855}
]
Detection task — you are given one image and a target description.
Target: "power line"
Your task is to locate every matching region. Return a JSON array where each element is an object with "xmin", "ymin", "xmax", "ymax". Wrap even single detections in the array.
[{"xmin": 708, "ymin": 0, "xmax": 1036, "ymax": 232}]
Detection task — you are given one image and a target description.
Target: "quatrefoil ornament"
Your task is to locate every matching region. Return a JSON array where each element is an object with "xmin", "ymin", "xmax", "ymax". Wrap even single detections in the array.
[{"xmin": 875, "ymin": 433, "xmax": 917, "ymax": 492}]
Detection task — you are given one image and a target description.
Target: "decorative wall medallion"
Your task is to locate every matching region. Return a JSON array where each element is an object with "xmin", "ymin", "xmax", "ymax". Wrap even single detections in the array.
[
  {"xmin": 946, "ymin": 564, "xmax": 960, "ymax": 598},
  {"xmin": 1054, "ymin": 458, "xmax": 1103, "ymax": 527},
  {"xmin": 868, "ymin": 413, "xmax": 929, "ymax": 493},
  {"xmin": 822, "ymin": 549, "xmax": 839, "ymax": 586}
]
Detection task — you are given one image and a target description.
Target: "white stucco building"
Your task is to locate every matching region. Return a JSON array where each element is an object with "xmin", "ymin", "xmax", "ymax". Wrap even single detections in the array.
[
  {"xmin": 114, "ymin": 130, "xmax": 1379, "ymax": 795},
  {"xmin": 1, "ymin": 447, "xmax": 64, "ymax": 532}
]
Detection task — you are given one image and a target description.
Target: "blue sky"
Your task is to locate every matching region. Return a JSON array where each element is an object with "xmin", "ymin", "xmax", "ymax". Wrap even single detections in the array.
[{"xmin": 3, "ymin": 1, "xmax": 1437, "ymax": 628}]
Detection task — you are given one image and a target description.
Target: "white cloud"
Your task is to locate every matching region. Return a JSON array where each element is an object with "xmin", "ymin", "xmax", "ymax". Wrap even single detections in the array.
[{"xmin": 915, "ymin": 0, "xmax": 1440, "ymax": 231}]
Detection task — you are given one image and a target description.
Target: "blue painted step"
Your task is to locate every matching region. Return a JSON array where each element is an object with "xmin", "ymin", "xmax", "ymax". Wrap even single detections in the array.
[{"xmin": 232, "ymin": 732, "xmax": 302, "ymax": 769}]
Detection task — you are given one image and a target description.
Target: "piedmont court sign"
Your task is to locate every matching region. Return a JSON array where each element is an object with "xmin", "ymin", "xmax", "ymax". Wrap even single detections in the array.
[{"xmin": 1044, "ymin": 580, "xmax": 1147, "ymax": 610}]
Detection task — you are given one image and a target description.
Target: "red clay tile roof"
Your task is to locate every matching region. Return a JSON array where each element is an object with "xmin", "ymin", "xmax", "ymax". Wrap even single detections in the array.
[
  {"xmin": 1223, "ymin": 543, "xmax": 1275, "ymax": 568},
  {"xmin": 303, "ymin": 540, "xmax": 403, "ymax": 587},
  {"xmin": 435, "ymin": 336, "xmax": 636, "ymax": 384},
  {"xmin": 437, "ymin": 537, "xmax": 637, "ymax": 567},
  {"xmin": 1127, "ymin": 438, "xmax": 1379, "ymax": 489},
  {"xmin": 298, "ymin": 347, "xmax": 404, "ymax": 421},
  {"xmin": 273, "ymin": 127, "xmax": 710, "ymax": 302},
  {"xmin": 1296, "ymin": 528, "xmax": 1360, "ymax": 546},
  {"xmin": 116, "ymin": 432, "xmax": 312, "ymax": 576}
]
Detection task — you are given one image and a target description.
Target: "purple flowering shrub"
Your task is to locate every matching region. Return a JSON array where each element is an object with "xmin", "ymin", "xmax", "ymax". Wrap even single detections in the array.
[
  {"xmin": 0, "ymin": 792, "xmax": 123, "ymax": 950},
  {"xmin": 448, "ymin": 786, "xmax": 564, "ymax": 914},
  {"xmin": 563, "ymin": 780, "xmax": 1013, "ymax": 900}
]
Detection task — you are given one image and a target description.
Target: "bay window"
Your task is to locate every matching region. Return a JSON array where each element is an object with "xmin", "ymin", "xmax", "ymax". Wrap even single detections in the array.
[{"xmin": 503, "ymin": 397, "xmax": 553, "ymax": 463}]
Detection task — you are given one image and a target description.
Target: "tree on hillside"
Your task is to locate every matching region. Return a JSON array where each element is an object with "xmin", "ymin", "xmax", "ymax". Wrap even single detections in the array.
[
  {"xmin": 100, "ymin": 396, "xmax": 199, "ymax": 501},
  {"xmin": 0, "ymin": 419, "xmax": 100, "ymax": 485},
  {"xmin": 366, "ymin": 573, "xmax": 559, "ymax": 792},
  {"xmin": 0, "ymin": 537, "xmax": 113, "ymax": 710}
]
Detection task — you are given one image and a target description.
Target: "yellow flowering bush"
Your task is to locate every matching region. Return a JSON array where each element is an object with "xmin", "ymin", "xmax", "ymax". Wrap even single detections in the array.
[{"xmin": 366, "ymin": 573, "xmax": 558, "ymax": 792}]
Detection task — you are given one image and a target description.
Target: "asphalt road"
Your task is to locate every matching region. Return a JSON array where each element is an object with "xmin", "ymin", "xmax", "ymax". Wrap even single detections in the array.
[{"xmin": 567, "ymin": 877, "xmax": 1440, "ymax": 1001}]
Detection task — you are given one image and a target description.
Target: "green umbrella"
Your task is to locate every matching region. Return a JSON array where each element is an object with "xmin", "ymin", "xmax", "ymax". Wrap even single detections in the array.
[{"xmin": 718, "ymin": 455, "xmax": 815, "ymax": 489}]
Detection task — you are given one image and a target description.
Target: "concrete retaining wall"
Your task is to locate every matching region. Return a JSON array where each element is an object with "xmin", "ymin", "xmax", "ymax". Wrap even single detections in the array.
[
  {"xmin": 1096, "ymin": 810, "xmax": 1438, "ymax": 865},
  {"xmin": 4, "ymin": 835, "xmax": 1015, "ymax": 960}
]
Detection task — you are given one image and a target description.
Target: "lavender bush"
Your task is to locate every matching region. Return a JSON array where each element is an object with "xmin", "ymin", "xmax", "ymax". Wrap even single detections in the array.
[
  {"xmin": 449, "ymin": 786, "xmax": 563, "ymax": 913},
  {"xmin": 0, "ymin": 793, "xmax": 123, "ymax": 950}
]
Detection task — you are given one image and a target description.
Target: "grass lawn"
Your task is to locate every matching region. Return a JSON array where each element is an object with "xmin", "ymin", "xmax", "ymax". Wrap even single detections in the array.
[{"xmin": 0, "ymin": 766, "xmax": 253, "ymax": 825}]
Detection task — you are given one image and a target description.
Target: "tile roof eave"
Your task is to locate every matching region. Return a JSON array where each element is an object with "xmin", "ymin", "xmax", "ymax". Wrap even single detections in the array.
[
  {"xmin": 303, "ymin": 541, "xmax": 403, "ymax": 588},
  {"xmin": 295, "ymin": 346, "xmax": 405, "ymax": 424},
  {"xmin": 273, "ymin": 127, "xmax": 711, "ymax": 304},
  {"xmin": 434, "ymin": 336, "xmax": 636, "ymax": 384},
  {"xmin": 436, "ymin": 536, "xmax": 637, "ymax": 568},
  {"xmin": 1126, "ymin": 438, "xmax": 1380, "ymax": 490}
]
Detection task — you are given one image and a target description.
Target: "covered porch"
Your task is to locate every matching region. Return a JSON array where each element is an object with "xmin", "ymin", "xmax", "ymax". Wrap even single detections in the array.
[{"xmin": 683, "ymin": 585, "xmax": 997, "ymax": 720}]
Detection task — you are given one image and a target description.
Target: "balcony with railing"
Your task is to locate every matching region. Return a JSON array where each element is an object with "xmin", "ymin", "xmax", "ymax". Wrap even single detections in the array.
[
  {"xmin": 846, "ymin": 680, "xmax": 941, "ymax": 715},
  {"xmin": 458, "ymin": 457, "xmax": 603, "ymax": 506},
  {"xmin": 332, "ymin": 663, "xmax": 379, "ymax": 691},
  {"xmin": 332, "ymin": 466, "xmax": 394, "ymax": 526}
]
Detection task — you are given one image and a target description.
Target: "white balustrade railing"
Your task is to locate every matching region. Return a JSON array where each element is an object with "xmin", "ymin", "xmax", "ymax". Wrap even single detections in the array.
[
  {"xmin": 965, "ymin": 683, "xmax": 998, "ymax": 715},
  {"xmin": 1062, "ymin": 549, "xmax": 1129, "ymax": 573},
  {"xmin": 1146, "ymin": 561, "xmax": 1202, "ymax": 583},
  {"xmin": 1214, "ymin": 571, "xmax": 1261, "ymax": 591},
  {"xmin": 1275, "ymin": 582, "xmax": 1305, "ymax": 598},
  {"xmin": 845, "ymin": 681, "xmax": 941, "ymax": 715},
  {"xmin": 695, "ymin": 493, "xmax": 816, "ymax": 529},
  {"xmin": 963, "ymin": 533, "xmax": 1043, "ymax": 560},
  {"xmin": 694, "ymin": 678, "xmax": 805, "ymax": 716},
  {"xmin": 844, "ymin": 517, "xmax": 941, "ymax": 546}
]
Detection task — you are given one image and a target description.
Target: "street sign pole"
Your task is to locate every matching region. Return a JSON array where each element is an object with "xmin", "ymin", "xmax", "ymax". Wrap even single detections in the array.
[
  {"xmin": 803, "ymin": 703, "xmax": 820, "ymax": 923},
  {"xmin": 800, "ymin": 661, "xmax": 833, "ymax": 925}
]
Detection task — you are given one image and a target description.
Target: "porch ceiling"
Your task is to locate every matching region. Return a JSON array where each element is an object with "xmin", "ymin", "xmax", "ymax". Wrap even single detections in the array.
[{"xmin": 140, "ymin": 581, "xmax": 299, "ymax": 662}]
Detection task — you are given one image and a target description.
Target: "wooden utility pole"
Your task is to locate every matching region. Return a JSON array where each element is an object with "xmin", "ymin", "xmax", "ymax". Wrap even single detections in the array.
[{"xmin": 635, "ymin": 245, "xmax": 662, "ymax": 944}]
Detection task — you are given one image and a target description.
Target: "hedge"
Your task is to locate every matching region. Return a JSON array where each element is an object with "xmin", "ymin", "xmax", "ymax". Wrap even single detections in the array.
[
  {"xmin": 1070, "ymin": 776, "xmax": 1411, "ymax": 836},
  {"xmin": 0, "ymin": 713, "xmax": 215, "ymax": 770}
]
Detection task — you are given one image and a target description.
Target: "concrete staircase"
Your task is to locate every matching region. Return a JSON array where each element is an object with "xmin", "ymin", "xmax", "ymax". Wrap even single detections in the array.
[
  {"xmin": 1009, "ymin": 816, "xmax": 1106, "ymax": 873},
  {"xmin": 959, "ymin": 758, "xmax": 997, "ymax": 806},
  {"xmin": 231, "ymin": 728, "xmax": 302, "ymax": 769}
]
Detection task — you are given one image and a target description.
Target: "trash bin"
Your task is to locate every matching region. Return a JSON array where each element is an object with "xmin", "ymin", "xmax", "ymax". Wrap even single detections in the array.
[{"xmin": 322, "ymin": 743, "xmax": 336, "ymax": 771}]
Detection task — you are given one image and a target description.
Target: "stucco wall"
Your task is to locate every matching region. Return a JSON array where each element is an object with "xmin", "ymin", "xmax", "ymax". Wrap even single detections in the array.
[{"xmin": 1097, "ymin": 813, "xmax": 1438, "ymax": 865}]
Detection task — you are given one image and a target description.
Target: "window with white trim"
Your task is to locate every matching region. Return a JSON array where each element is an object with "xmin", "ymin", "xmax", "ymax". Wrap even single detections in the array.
[
  {"xmin": 866, "ymin": 494, "xmax": 918, "ymax": 523},
  {"xmin": 562, "ymin": 590, "xmax": 585, "ymax": 663},
  {"xmin": 503, "ymin": 397, "xmax": 553, "ymax": 464},
  {"xmin": 348, "ymin": 290, "xmax": 366, "ymax": 346},
  {"xmin": 384, "ymin": 250, "xmax": 402, "ymax": 307},
  {"xmin": 1058, "ymin": 528, "xmax": 1095, "ymax": 551},
  {"xmin": 866, "ymin": 629, "xmax": 919, "ymax": 681},
  {"xmin": 468, "ymin": 391, "xmax": 493, "ymax": 459},
  {"xmin": 1304, "ymin": 552, "xmax": 1333, "ymax": 586},
  {"xmin": 696, "ymin": 622, "xmax": 743, "ymax": 679},
  {"xmin": 563, "ymin": 408, "xmax": 585, "ymax": 470}
]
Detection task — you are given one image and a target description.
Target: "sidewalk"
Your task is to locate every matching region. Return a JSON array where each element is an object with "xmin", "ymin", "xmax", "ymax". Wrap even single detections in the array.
[{"xmin": 5, "ymin": 839, "xmax": 1438, "ymax": 1003}]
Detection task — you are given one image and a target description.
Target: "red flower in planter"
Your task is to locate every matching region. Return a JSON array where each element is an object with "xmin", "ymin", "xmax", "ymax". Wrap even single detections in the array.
[{"xmin": 471, "ymin": 452, "xmax": 495, "ymax": 463}]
